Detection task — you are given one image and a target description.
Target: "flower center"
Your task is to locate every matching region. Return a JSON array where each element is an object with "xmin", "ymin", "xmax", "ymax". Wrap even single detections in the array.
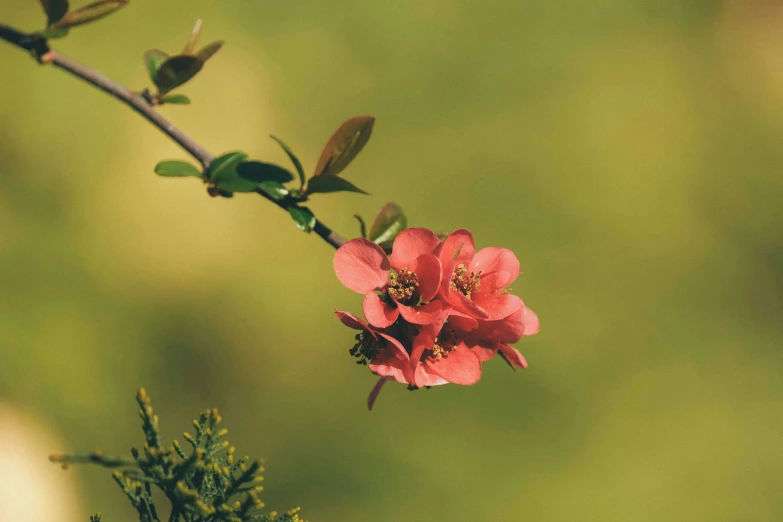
[
  {"xmin": 387, "ymin": 268, "xmax": 420, "ymax": 305},
  {"xmin": 450, "ymin": 264, "xmax": 480, "ymax": 297},
  {"xmin": 427, "ymin": 325, "xmax": 459, "ymax": 360},
  {"xmin": 350, "ymin": 331, "xmax": 379, "ymax": 365}
]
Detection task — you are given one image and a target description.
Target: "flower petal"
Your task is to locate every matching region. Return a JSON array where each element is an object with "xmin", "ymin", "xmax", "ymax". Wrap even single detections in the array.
[
  {"xmin": 425, "ymin": 344, "xmax": 482, "ymax": 385},
  {"xmin": 409, "ymin": 253, "xmax": 441, "ymax": 302},
  {"xmin": 414, "ymin": 362, "xmax": 450, "ymax": 387},
  {"xmin": 436, "ymin": 229, "xmax": 475, "ymax": 266},
  {"xmin": 334, "ymin": 309, "xmax": 376, "ymax": 339},
  {"xmin": 448, "ymin": 310, "xmax": 478, "ymax": 332},
  {"xmin": 398, "ymin": 300, "xmax": 449, "ymax": 326},
  {"xmin": 499, "ymin": 343, "xmax": 528, "ymax": 369},
  {"xmin": 471, "ymin": 343, "xmax": 498, "ymax": 362},
  {"xmin": 522, "ymin": 306, "xmax": 540, "ymax": 336},
  {"xmin": 377, "ymin": 332, "xmax": 414, "ymax": 383},
  {"xmin": 468, "ymin": 308, "xmax": 525, "ymax": 344},
  {"xmin": 443, "ymin": 285, "xmax": 489, "ymax": 319},
  {"xmin": 471, "ymin": 292, "xmax": 523, "ymax": 321},
  {"xmin": 369, "ymin": 352, "xmax": 409, "ymax": 384},
  {"xmin": 363, "ymin": 292, "xmax": 399, "ymax": 328},
  {"xmin": 471, "ymin": 247, "xmax": 520, "ymax": 292},
  {"xmin": 390, "ymin": 228, "xmax": 441, "ymax": 270},
  {"xmin": 333, "ymin": 238, "xmax": 390, "ymax": 294},
  {"xmin": 367, "ymin": 377, "xmax": 388, "ymax": 410}
]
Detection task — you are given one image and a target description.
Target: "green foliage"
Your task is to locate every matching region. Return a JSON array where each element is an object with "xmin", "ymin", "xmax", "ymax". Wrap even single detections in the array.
[
  {"xmin": 50, "ymin": 389, "xmax": 306, "ymax": 522},
  {"xmin": 269, "ymin": 136, "xmax": 306, "ymax": 188},
  {"xmin": 237, "ymin": 161, "xmax": 295, "ymax": 184},
  {"xmin": 305, "ymin": 176, "xmax": 368, "ymax": 195},
  {"xmin": 154, "ymin": 160, "xmax": 202, "ymax": 178},
  {"xmin": 288, "ymin": 206, "xmax": 316, "ymax": 232},
  {"xmin": 50, "ymin": 0, "xmax": 128, "ymax": 30},
  {"xmin": 39, "ymin": 0, "xmax": 69, "ymax": 26},
  {"xmin": 209, "ymin": 152, "xmax": 257, "ymax": 193},
  {"xmin": 258, "ymin": 181, "xmax": 290, "ymax": 201},
  {"xmin": 368, "ymin": 202, "xmax": 407, "ymax": 244},
  {"xmin": 313, "ymin": 116, "xmax": 375, "ymax": 178},
  {"xmin": 144, "ymin": 19, "xmax": 224, "ymax": 98},
  {"xmin": 159, "ymin": 94, "xmax": 192, "ymax": 105}
]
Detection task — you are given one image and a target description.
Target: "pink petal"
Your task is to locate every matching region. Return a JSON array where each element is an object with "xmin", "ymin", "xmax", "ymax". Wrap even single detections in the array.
[
  {"xmin": 414, "ymin": 363, "xmax": 449, "ymax": 387},
  {"xmin": 334, "ymin": 309, "xmax": 376, "ymax": 339},
  {"xmin": 363, "ymin": 292, "xmax": 399, "ymax": 328},
  {"xmin": 443, "ymin": 286, "xmax": 489, "ymax": 319},
  {"xmin": 367, "ymin": 377, "xmax": 387, "ymax": 410},
  {"xmin": 471, "ymin": 293, "xmax": 523, "ymax": 321},
  {"xmin": 471, "ymin": 247, "xmax": 520, "ymax": 292},
  {"xmin": 469, "ymin": 308, "xmax": 525, "ymax": 344},
  {"xmin": 378, "ymin": 332, "xmax": 410, "ymax": 364},
  {"xmin": 436, "ymin": 229, "xmax": 475, "ymax": 266},
  {"xmin": 369, "ymin": 352, "xmax": 409, "ymax": 383},
  {"xmin": 409, "ymin": 253, "xmax": 441, "ymax": 302},
  {"xmin": 499, "ymin": 344, "xmax": 528, "ymax": 369},
  {"xmin": 409, "ymin": 327, "xmax": 435, "ymax": 382},
  {"xmin": 398, "ymin": 300, "xmax": 449, "ymax": 326},
  {"xmin": 522, "ymin": 307, "xmax": 540, "ymax": 336},
  {"xmin": 333, "ymin": 238, "xmax": 390, "ymax": 294},
  {"xmin": 390, "ymin": 228, "xmax": 441, "ymax": 270},
  {"xmin": 425, "ymin": 344, "xmax": 482, "ymax": 385},
  {"xmin": 471, "ymin": 343, "xmax": 499, "ymax": 362},
  {"xmin": 448, "ymin": 310, "xmax": 478, "ymax": 332}
]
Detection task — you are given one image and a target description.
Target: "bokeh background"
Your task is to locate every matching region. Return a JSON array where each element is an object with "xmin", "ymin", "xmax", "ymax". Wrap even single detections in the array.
[{"xmin": 1, "ymin": 1, "xmax": 783, "ymax": 520}]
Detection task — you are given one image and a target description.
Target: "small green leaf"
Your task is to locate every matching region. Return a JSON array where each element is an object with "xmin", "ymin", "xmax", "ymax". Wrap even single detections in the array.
[
  {"xmin": 258, "ymin": 181, "xmax": 290, "ymax": 201},
  {"xmin": 156, "ymin": 55, "xmax": 202, "ymax": 94},
  {"xmin": 182, "ymin": 19, "xmax": 202, "ymax": 55},
  {"xmin": 40, "ymin": 0, "xmax": 69, "ymax": 26},
  {"xmin": 144, "ymin": 49, "xmax": 169, "ymax": 87},
  {"xmin": 270, "ymin": 135, "xmax": 306, "ymax": 188},
  {"xmin": 313, "ymin": 115, "xmax": 375, "ymax": 177},
  {"xmin": 38, "ymin": 27, "xmax": 70, "ymax": 39},
  {"xmin": 304, "ymin": 175, "xmax": 368, "ymax": 196},
  {"xmin": 197, "ymin": 41, "xmax": 224, "ymax": 62},
  {"xmin": 208, "ymin": 152, "xmax": 252, "ymax": 192},
  {"xmin": 154, "ymin": 160, "xmax": 202, "ymax": 178},
  {"xmin": 288, "ymin": 206, "xmax": 316, "ymax": 233},
  {"xmin": 159, "ymin": 94, "xmax": 191, "ymax": 105},
  {"xmin": 377, "ymin": 240, "xmax": 393, "ymax": 255},
  {"xmin": 236, "ymin": 161, "xmax": 294, "ymax": 184},
  {"xmin": 368, "ymin": 202, "xmax": 407, "ymax": 244},
  {"xmin": 50, "ymin": 0, "xmax": 128, "ymax": 30}
]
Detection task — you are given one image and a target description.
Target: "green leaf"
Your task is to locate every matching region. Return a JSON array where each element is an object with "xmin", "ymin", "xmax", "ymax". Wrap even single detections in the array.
[
  {"xmin": 288, "ymin": 206, "xmax": 316, "ymax": 233},
  {"xmin": 159, "ymin": 94, "xmax": 191, "ymax": 105},
  {"xmin": 182, "ymin": 19, "xmax": 202, "ymax": 55},
  {"xmin": 144, "ymin": 49, "xmax": 169, "ymax": 87},
  {"xmin": 197, "ymin": 41, "xmax": 224, "ymax": 62},
  {"xmin": 236, "ymin": 161, "xmax": 294, "ymax": 184},
  {"xmin": 40, "ymin": 0, "xmax": 69, "ymax": 26},
  {"xmin": 208, "ymin": 152, "xmax": 252, "ymax": 192},
  {"xmin": 38, "ymin": 27, "xmax": 70, "ymax": 39},
  {"xmin": 313, "ymin": 115, "xmax": 375, "ymax": 177},
  {"xmin": 368, "ymin": 202, "xmax": 407, "ymax": 244},
  {"xmin": 304, "ymin": 175, "xmax": 368, "ymax": 196},
  {"xmin": 154, "ymin": 160, "xmax": 202, "ymax": 178},
  {"xmin": 50, "ymin": 0, "xmax": 128, "ymax": 30},
  {"xmin": 156, "ymin": 55, "xmax": 202, "ymax": 94},
  {"xmin": 258, "ymin": 181, "xmax": 290, "ymax": 201},
  {"xmin": 270, "ymin": 135, "xmax": 306, "ymax": 187}
]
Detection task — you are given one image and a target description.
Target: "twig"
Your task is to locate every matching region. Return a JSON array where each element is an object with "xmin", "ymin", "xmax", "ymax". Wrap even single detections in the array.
[{"xmin": 0, "ymin": 23, "xmax": 346, "ymax": 250}]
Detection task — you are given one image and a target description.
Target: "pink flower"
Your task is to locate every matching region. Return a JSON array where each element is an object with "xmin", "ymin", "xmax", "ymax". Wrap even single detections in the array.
[
  {"xmin": 459, "ymin": 305, "xmax": 540, "ymax": 369},
  {"xmin": 436, "ymin": 229, "xmax": 525, "ymax": 322},
  {"xmin": 408, "ymin": 323, "xmax": 482, "ymax": 388},
  {"xmin": 334, "ymin": 228, "xmax": 446, "ymax": 328}
]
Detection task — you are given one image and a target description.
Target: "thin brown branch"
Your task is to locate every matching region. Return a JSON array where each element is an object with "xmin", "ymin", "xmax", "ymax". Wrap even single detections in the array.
[{"xmin": 0, "ymin": 23, "xmax": 346, "ymax": 249}]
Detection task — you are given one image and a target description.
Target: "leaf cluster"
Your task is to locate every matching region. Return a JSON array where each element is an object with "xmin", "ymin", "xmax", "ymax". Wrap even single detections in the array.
[
  {"xmin": 144, "ymin": 20, "xmax": 223, "ymax": 105},
  {"xmin": 154, "ymin": 116, "xmax": 376, "ymax": 234},
  {"xmin": 38, "ymin": 0, "xmax": 128, "ymax": 39},
  {"xmin": 50, "ymin": 389, "xmax": 305, "ymax": 522}
]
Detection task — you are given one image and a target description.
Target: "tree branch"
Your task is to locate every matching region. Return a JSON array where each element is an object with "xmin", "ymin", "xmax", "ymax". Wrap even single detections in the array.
[{"xmin": 0, "ymin": 23, "xmax": 346, "ymax": 250}]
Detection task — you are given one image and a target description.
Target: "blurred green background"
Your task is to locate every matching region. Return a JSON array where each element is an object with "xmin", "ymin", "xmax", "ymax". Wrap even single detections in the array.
[{"xmin": 2, "ymin": 0, "xmax": 783, "ymax": 520}]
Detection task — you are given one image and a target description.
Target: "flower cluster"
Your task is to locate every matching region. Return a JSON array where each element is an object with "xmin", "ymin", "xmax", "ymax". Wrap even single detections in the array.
[{"xmin": 333, "ymin": 228, "xmax": 539, "ymax": 409}]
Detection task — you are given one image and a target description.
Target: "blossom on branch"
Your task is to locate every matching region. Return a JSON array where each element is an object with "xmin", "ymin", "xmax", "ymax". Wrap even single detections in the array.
[{"xmin": 334, "ymin": 226, "xmax": 539, "ymax": 409}]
